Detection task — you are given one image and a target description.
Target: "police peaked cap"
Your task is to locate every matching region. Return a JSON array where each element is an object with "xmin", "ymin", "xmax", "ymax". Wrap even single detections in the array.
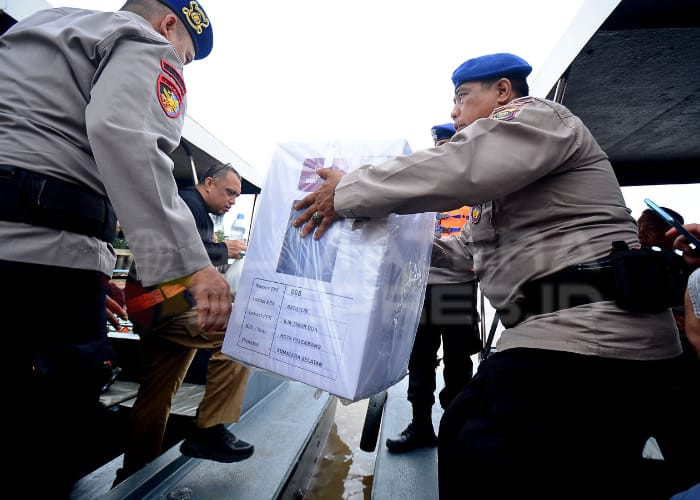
[
  {"xmin": 157, "ymin": 0, "xmax": 213, "ymax": 60},
  {"xmin": 452, "ymin": 53, "xmax": 532, "ymax": 89},
  {"xmin": 431, "ymin": 123, "xmax": 456, "ymax": 143}
]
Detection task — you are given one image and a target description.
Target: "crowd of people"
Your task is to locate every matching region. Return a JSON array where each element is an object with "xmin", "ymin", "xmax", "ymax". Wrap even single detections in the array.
[{"xmin": 0, "ymin": 1, "xmax": 697, "ymax": 498}]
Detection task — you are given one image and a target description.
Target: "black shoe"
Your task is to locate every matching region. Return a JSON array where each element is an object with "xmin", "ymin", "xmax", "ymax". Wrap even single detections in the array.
[
  {"xmin": 180, "ymin": 424, "xmax": 254, "ymax": 463},
  {"xmin": 385, "ymin": 422, "xmax": 437, "ymax": 453},
  {"xmin": 111, "ymin": 468, "xmax": 129, "ymax": 489}
]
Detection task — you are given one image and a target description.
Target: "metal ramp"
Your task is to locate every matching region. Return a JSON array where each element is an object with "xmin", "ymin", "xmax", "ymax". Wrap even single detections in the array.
[
  {"xmin": 371, "ymin": 375, "xmax": 441, "ymax": 500},
  {"xmin": 72, "ymin": 370, "xmax": 336, "ymax": 499}
]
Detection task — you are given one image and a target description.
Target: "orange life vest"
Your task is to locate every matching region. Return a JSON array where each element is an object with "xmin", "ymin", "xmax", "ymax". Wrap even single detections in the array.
[{"xmin": 435, "ymin": 206, "xmax": 470, "ymax": 238}]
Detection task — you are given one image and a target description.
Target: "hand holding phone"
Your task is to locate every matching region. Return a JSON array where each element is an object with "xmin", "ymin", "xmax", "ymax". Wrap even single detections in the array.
[{"xmin": 644, "ymin": 198, "xmax": 700, "ymax": 257}]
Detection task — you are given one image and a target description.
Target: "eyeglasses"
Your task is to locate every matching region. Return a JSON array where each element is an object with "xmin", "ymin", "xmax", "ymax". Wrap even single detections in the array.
[{"xmin": 454, "ymin": 91, "xmax": 469, "ymax": 106}]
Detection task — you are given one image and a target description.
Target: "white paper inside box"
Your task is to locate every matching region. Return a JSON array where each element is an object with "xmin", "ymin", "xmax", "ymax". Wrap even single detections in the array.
[{"xmin": 222, "ymin": 140, "xmax": 434, "ymax": 401}]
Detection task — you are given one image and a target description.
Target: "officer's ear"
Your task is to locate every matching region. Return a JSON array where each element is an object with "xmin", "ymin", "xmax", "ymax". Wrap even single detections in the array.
[
  {"xmin": 494, "ymin": 78, "xmax": 514, "ymax": 105},
  {"xmin": 156, "ymin": 13, "xmax": 180, "ymax": 39}
]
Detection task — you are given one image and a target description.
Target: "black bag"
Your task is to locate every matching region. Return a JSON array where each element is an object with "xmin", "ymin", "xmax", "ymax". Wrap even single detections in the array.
[
  {"xmin": 0, "ymin": 165, "xmax": 116, "ymax": 242},
  {"xmin": 610, "ymin": 241, "xmax": 689, "ymax": 313}
]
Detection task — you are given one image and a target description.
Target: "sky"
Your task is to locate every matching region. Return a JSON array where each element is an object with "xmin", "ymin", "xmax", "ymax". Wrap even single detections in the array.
[{"xmin": 48, "ymin": 0, "xmax": 698, "ymax": 225}]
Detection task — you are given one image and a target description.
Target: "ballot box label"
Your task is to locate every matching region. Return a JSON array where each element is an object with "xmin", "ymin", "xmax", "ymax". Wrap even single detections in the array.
[{"xmin": 237, "ymin": 278, "xmax": 352, "ymax": 380}]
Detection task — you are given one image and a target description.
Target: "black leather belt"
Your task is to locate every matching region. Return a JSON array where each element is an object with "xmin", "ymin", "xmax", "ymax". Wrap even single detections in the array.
[{"xmin": 0, "ymin": 164, "xmax": 116, "ymax": 242}]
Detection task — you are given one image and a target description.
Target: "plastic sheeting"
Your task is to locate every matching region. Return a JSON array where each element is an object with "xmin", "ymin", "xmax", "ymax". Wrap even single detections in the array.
[{"xmin": 222, "ymin": 140, "xmax": 434, "ymax": 401}]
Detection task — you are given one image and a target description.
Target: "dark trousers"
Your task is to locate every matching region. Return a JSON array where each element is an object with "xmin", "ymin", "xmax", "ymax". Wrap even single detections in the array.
[
  {"xmin": 648, "ymin": 336, "xmax": 700, "ymax": 496},
  {"xmin": 2, "ymin": 260, "xmax": 112, "ymax": 499},
  {"xmin": 408, "ymin": 282, "xmax": 481, "ymax": 412},
  {"xmin": 438, "ymin": 347, "xmax": 697, "ymax": 500}
]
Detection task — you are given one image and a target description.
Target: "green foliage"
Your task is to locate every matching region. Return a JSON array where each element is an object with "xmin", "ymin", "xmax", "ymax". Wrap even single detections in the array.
[{"xmin": 112, "ymin": 236, "xmax": 130, "ymax": 249}]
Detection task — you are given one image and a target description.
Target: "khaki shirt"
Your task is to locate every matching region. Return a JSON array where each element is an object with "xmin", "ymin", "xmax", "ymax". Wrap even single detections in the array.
[
  {"xmin": 0, "ymin": 8, "xmax": 209, "ymax": 286},
  {"xmin": 335, "ymin": 97, "xmax": 680, "ymax": 360},
  {"xmin": 429, "ymin": 232, "xmax": 476, "ymax": 285}
]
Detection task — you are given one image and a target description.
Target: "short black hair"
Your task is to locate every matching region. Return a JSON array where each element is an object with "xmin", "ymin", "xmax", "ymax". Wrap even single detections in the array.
[
  {"xmin": 120, "ymin": 0, "xmax": 171, "ymax": 18},
  {"xmin": 198, "ymin": 162, "xmax": 241, "ymax": 185},
  {"xmin": 639, "ymin": 206, "xmax": 684, "ymax": 226},
  {"xmin": 481, "ymin": 76, "xmax": 529, "ymax": 98}
]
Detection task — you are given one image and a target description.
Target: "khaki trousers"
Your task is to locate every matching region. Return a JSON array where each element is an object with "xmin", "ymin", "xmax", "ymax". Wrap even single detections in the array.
[{"xmin": 123, "ymin": 309, "xmax": 249, "ymax": 474}]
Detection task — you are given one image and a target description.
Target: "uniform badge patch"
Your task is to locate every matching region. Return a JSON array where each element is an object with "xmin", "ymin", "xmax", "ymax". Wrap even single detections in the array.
[
  {"xmin": 491, "ymin": 107, "xmax": 519, "ymax": 121},
  {"xmin": 157, "ymin": 75, "xmax": 182, "ymax": 118},
  {"xmin": 161, "ymin": 59, "xmax": 186, "ymax": 96},
  {"xmin": 490, "ymin": 98, "xmax": 533, "ymax": 121},
  {"xmin": 471, "ymin": 204, "xmax": 482, "ymax": 224}
]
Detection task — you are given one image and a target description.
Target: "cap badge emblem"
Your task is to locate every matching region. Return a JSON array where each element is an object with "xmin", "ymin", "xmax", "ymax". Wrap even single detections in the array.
[{"xmin": 182, "ymin": 1, "xmax": 210, "ymax": 35}]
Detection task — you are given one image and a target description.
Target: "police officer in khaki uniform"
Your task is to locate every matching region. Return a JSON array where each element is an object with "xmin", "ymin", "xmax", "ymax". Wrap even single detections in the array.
[
  {"xmin": 0, "ymin": 1, "xmax": 226, "ymax": 496},
  {"xmin": 292, "ymin": 53, "xmax": 690, "ymax": 497},
  {"xmin": 386, "ymin": 123, "xmax": 481, "ymax": 454}
]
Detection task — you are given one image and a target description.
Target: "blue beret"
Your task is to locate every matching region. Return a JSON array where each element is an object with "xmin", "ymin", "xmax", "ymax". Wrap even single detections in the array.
[
  {"xmin": 452, "ymin": 53, "xmax": 532, "ymax": 89},
  {"xmin": 431, "ymin": 123, "xmax": 456, "ymax": 143},
  {"xmin": 157, "ymin": 0, "xmax": 213, "ymax": 60}
]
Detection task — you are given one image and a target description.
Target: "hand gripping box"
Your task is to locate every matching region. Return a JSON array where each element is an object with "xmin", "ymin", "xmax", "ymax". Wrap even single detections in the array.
[{"xmin": 222, "ymin": 140, "xmax": 434, "ymax": 401}]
